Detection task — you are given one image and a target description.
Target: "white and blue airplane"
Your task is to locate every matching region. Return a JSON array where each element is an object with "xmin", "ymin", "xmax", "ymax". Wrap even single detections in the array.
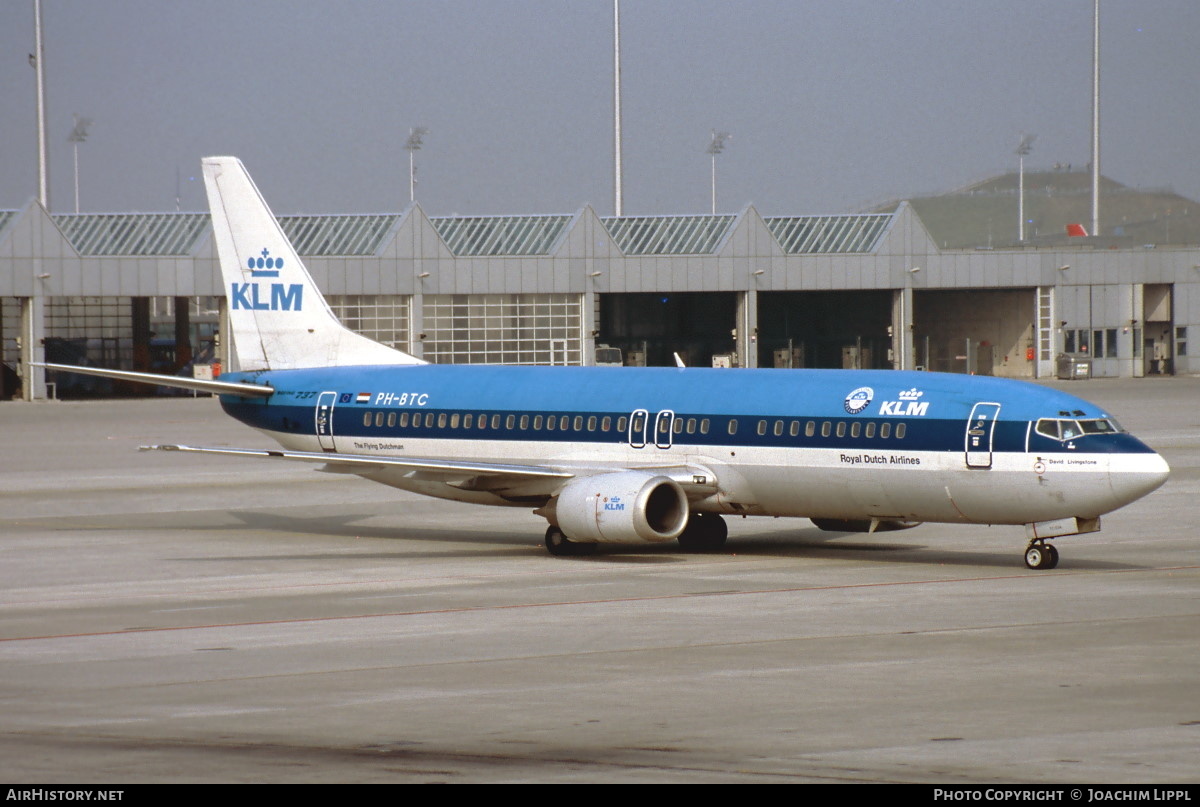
[{"xmin": 43, "ymin": 157, "xmax": 1170, "ymax": 569}]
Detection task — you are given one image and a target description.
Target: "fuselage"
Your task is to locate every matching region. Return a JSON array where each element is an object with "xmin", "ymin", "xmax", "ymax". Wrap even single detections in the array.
[{"xmin": 218, "ymin": 366, "xmax": 1169, "ymax": 527}]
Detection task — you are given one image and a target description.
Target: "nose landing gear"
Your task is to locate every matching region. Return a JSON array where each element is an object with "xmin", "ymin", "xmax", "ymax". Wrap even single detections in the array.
[{"xmin": 1024, "ymin": 541, "xmax": 1059, "ymax": 570}]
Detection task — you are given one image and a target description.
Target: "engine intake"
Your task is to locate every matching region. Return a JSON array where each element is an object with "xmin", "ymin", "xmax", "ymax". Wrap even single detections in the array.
[{"xmin": 553, "ymin": 471, "xmax": 689, "ymax": 544}]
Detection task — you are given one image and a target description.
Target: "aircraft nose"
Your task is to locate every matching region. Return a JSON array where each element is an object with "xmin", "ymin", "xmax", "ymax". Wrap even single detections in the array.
[{"xmin": 1110, "ymin": 451, "xmax": 1170, "ymax": 508}]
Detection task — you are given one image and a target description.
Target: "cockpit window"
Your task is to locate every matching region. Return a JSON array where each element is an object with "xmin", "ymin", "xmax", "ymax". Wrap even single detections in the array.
[{"xmin": 1036, "ymin": 417, "xmax": 1124, "ymax": 442}]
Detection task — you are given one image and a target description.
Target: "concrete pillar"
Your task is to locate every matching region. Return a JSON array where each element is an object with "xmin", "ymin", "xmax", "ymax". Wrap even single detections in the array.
[
  {"xmin": 737, "ymin": 289, "xmax": 758, "ymax": 368},
  {"xmin": 409, "ymin": 292, "xmax": 425, "ymax": 360},
  {"xmin": 19, "ymin": 296, "xmax": 46, "ymax": 401},
  {"xmin": 131, "ymin": 297, "xmax": 151, "ymax": 372},
  {"xmin": 216, "ymin": 296, "xmax": 231, "ymax": 374},
  {"xmin": 173, "ymin": 297, "xmax": 192, "ymax": 370},
  {"xmin": 891, "ymin": 288, "xmax": 914, "ymax": 370},
  {"xmin": 581, "ymin": 289, "xmax": 597, "ymax": 366}
]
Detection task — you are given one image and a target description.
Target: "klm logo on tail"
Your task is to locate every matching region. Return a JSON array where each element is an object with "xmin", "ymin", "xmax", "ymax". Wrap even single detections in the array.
[{"xmin": 233, "ymin": 247, "xmax": 303, "ymax": 310}]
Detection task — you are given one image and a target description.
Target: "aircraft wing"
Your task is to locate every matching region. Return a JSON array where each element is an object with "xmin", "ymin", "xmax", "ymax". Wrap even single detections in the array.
[
  {"xmin": 139, "ymin": 444, "xmax": 718, "ymax": 500},
  {"xmin": 140, "ymin": 443, "xmax": 573, "ymax": 479}
]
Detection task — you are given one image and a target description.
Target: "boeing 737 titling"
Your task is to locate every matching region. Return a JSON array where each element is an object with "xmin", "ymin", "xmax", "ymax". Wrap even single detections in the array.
[{"xmin": 43, "ymin": 157, "xmax": 1170, "ymax": 569}]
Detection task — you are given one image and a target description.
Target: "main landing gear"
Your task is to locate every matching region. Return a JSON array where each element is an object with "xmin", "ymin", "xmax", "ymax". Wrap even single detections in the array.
[
  {"xmin": 676, "ymin": 512, "xmax": 728, "ymax": 552},
  {"xmin": 1024, "ymin": 541, "xmax": 1060, "ymax": 570},
  {"xmin": 544, "ymin": 525, "xmax": 596, "ymax": 557}
]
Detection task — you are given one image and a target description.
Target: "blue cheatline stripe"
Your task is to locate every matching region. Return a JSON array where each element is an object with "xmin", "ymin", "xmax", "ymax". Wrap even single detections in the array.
[{"xmin": 222, "ymin": 401, "xmax": 1149, "ymax": 455}]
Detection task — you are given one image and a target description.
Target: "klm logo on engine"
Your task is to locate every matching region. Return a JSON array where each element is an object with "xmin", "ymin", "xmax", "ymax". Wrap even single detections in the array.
[
  {"xmin": 232, "ymin": 247, "xmax": 303, "ymax": 310},
  {"xmin": 231, "ymin": 281, "xmax": 303, "ymax": 311},
  {"xmin": 603, "ymin": 496, "xmax": 625, "ymax": 511}
]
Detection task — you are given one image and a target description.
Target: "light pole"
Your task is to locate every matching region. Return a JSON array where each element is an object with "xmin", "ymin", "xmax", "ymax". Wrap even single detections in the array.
[
  {"xmin": 405, "ymin": 126, "xmax": 429, "ymax": 203},
  {"xmin": 68, "ymin": 114, "xmax": 92, "ymax": 214},
  {"xmin": 1016, "ymin": 133, "xmax": 1035, "ymax": 242},
  {"xmin": 707, "ymin": 130, "xmax": 731, "ymax": 215}
]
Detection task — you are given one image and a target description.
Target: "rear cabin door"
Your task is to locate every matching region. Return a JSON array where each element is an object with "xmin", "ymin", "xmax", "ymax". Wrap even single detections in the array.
[
  {"xmin": 316, "ymin": 391, "xmax": 337, "ymax": 451},
  {"xmin": 964, "ymin": 402, "xmax": 1001, "ymax": 469}
]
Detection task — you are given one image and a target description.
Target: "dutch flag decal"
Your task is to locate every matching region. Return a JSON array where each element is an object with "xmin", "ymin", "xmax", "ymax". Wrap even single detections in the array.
[{"xmin": 356, "ymin": 392, "xmax": 371, "ymax": 404}]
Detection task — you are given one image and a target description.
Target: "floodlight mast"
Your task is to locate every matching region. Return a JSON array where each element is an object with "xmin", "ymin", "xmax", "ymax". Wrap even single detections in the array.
[
  {"xmin": 68, "ymin": 114, "xmax": 93, "ymax": 214},
  {"xmin": 707, "ymin": 130, "xmax": 731, "ymax": 215},
  {"xmin": 405, "ymin": 126, "xmax": 429, "ymax": 203},
  {"xmin": 1016, "ymin": 133, "xmax": 1035, "ymax": 242}
]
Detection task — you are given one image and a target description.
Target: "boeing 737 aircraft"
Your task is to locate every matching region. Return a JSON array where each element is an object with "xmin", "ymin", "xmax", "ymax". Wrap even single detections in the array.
[{"xmin": 43, "ymin": 157, "xmax": 1170, "ymax": 569}]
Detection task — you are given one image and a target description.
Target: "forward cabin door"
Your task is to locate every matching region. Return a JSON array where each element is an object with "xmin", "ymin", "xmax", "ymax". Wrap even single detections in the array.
[
  {"xmin": 316, "ymin": 391, "xmax": 337, "ymax": 451},
  {"xmin": 964, "ymin": 402, "xmax": 1001, "ymax": 469}
]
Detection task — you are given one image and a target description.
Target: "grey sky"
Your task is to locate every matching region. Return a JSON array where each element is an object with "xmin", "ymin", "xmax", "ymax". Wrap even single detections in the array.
[{"xmin": 2, "ymin": 0, "xmax": 1197, "ymax": 219}]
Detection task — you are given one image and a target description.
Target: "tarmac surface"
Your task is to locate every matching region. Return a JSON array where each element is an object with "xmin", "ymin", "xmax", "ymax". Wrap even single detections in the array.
[{"xmin": 0, "ymin": 377, "xmax": 1197, "ymax": 783}]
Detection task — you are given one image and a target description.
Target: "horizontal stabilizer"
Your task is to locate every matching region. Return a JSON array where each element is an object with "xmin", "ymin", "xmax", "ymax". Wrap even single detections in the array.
[{"xmin": 35, "ymin": 363, "xmax": 274, "ymax": 397}]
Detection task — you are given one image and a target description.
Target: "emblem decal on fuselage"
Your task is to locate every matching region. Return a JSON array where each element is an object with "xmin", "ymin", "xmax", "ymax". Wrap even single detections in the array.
[{"xmin": 844, "ymin": 386, "xmax": 874, "ymax": 414}]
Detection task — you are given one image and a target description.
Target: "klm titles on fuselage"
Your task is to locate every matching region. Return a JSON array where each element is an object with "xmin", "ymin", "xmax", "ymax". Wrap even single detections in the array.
[{"xmin": 232, "ymin": 248, "xmax": 303, "ymax": 311}]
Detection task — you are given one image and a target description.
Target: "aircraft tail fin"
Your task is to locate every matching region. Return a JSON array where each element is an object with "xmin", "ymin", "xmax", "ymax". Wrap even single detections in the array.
[
  {"xmin": 202, "ymin": 156, "xmax": 424, "ymax": 371},
  {"xmin": 1066, "ymin": 223, "xmax": 1089, "ymax": 237}
]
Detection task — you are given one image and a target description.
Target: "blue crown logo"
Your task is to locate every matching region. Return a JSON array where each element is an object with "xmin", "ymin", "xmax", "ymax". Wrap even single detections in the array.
[{"xmin": 247, "ymin": 247, "xmax": 284, "ymax": 277}]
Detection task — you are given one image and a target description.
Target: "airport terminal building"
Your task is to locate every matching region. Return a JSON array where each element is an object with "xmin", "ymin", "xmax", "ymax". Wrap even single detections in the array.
[{"xmin": 2, "ymin": 170, "xmax": 1197, "ymax": 400}]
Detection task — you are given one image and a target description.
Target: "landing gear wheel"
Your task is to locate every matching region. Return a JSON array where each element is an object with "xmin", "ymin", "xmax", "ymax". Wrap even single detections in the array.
[
  {"xmin": 1024, "ymin": 541, "xmax": 1059, "ymax": 570},
  {"xmin": 677, "ymin": 512, "xmax": 728, "ymax": 552},
  {"xmin": 544, "ymin": 526, "xmax": 594, "ymax": 557}
]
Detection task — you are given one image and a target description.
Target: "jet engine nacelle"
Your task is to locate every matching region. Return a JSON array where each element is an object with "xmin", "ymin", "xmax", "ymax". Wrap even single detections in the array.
[{"xmin": 554, "ymin": 471, "xmax": 689, "ymax": 544}]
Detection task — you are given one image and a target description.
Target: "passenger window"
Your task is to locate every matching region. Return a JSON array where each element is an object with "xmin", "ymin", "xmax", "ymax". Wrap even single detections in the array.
[
  {"xmin": 546, "ymin": 415, "xmax": 556, "ymax": 430},
  {"xmin": 519, "ymin": 415, "xmax": 529, "ymax": 430},
  {"xmin": 400, "ymin": 413, "xmax": 410, "ymax": 427},
  {"xmin": 533, "ymin": 415, "xmax": 542, "ymax": 430},
  {"xmin": 805, "ymin": 421, "xmax": 815, "ymax": 438},
  {"xmin": 363, "ymin": 412, "xmax": 371, "ymax": 427},
  {"xmin": 450, "ymin": 413, "xmax": 459, "ymax": 429},
  {"xmin": 700, "ymin": 418, "xmax": 710, "ymax": 434},
  {"xmin": 505, "ymin": 414, "xmax": 515, "ymax": 430},
  {"xmin": 850, "ymin": 422, "xmax": 861, "ymax": 438},
  {"xmin": 387, "ymin": 412, "xmax": 396, "ymax": 428},
  {"xmin": 463, "ymin": 414, "xmax": 472, "ymax": 429},
  {"xmin": 425, "ymin": 413, "xmax": 435, "ymax": 428},
  {"xmin": 588, "ymin": 416, "xmax": 597, "ymax": 432},
  {"xmin": 617, "ymin": 416, "xmax": 628, "ymax": 432},
  {"xmin": 865, "ymin": 422, "xmax": 876, "ymax": 438},
  {"xmin": 836, "ymin": 422, "xmax": 846, "ymax": 438},
  {"xmin": 491, "ymin": 414, "xmax": 501, "ymax": 429},
  {"xmin": 821, "ymin": 422, "xmax": 831, "ymax": 438},
  {"xmin": 789, "ymin": 421, "xmax": 799, "ymax": 437},
  {"xmin": 602, "ymin": 416, "xmax": 612, "ymax": 432},
  {"xmin": 672, "ymin": 418, "xmax": 682, "ymax": 434},
  {"xmin": 728, "ymin": 419, "xmax": 739, "ymax": 435},
  {"xmin": 477, "ymin": 414, "xmax": 487, "ymax": 430},
  {"xmin": 686, "ymin": 418, "xmax": 696, "ymax": 434},
  {"xmin": 574, "ymin": 416, "xmax": 583, "ymax": 431},
  {"xmin": 757, "ymin": 420, "xmax": 767, "ymax": 436},
  {"xmin": 896, "ymin": 423, "xmax": 906, "ymax": 439},
  {"xmin": 774, "ymin": 420, "xmax": 784, "ymax": 437},
  {"xmin": 560, "ymin": 416, "xmax": 570, "ymax": 431},
  {"xmin": 437, "ymin": 413, "xmax": 447, "ymax": 428},
  {"xmin": 881, "ymin": 423, "xmax": 891, "ymax": 439},
  {"xmin": 376, "ymin": 412, "xmax": 385, "ymax": 427}
]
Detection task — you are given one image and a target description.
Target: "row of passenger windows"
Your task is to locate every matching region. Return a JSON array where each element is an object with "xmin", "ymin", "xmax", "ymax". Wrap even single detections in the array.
[
  {"xmin": 361, "ymin": 410, "xmax": 690, "ymax": 435},
  {"xmin": 747, "ymin": 419, "xmax": 906, "ymax": 440},
  {"xmin": 359, "ymin": 410, "xmax": 906, "ymax": 441}
]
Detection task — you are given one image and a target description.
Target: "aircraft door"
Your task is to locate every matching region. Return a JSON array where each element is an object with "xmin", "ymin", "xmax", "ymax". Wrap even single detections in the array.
[
  {"xmin": 628, "ymin": 409, "xmax": 649, "ymax": 448},
  {"xmin": 654, "ymin": 410, "xmax": 675, "ymax": 449},
  {"xmin": 316, "ymin": 391, "xmax": 337, "ymax": 452},
  {"xmin": 965, "ymin": 402, "xmax": 1001, "ymax": 469}
]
